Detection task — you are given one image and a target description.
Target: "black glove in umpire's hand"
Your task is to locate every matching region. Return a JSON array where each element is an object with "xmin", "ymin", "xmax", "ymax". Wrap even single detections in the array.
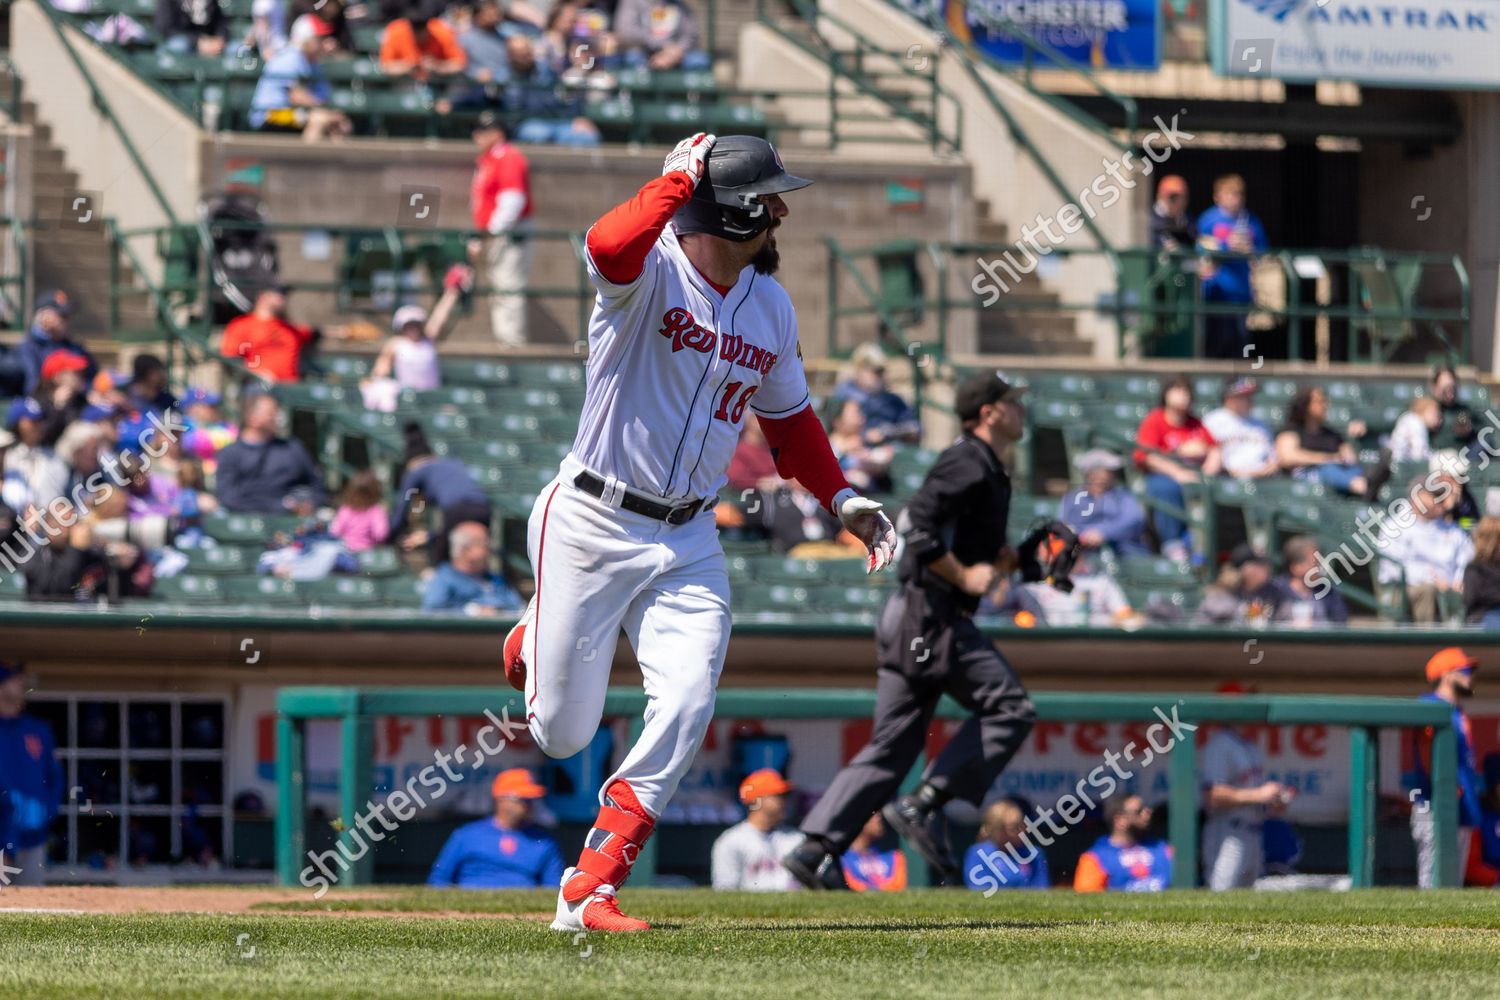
[{"xmin": 1016, "ymin": 520, "xmax": 1082, "ymax": 593}]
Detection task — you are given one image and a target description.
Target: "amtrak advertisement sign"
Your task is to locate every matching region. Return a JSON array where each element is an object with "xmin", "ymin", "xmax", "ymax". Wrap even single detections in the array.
[{"xmin": 1214, "ymin": 0, "xmax": 1500, "ymax": 88}]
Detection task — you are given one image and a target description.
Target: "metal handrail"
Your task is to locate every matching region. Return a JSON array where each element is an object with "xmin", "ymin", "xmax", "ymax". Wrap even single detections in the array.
[
  {"xmin": 756, "ymin": 0, "xmax": 964, "ymax": 153},
  {"xmin": 36, "ymin": 1, "xmax": 179, "ymax": 228},
  {"xmin": 824, "ymin": 235, "xmax": 935, "ymax": 416}
]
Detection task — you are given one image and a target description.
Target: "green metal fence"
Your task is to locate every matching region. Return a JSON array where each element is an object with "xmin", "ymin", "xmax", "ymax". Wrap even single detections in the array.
[{"xmin": 275, "ymin": 686, "xmax": 1460, "ymax": 891}]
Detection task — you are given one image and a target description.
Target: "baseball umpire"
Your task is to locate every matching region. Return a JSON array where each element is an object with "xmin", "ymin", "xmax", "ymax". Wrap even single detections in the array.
[{"xmin": 784, "ymin": 372, "xmax": 1040, "ymax": 887}]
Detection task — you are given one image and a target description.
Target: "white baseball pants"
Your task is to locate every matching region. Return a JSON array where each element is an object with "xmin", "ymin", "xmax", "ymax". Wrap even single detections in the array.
[
  {"xmin": 522, "ymin": 458, "xmax": 730, "ymax": 818},
  {"xmin": 1203, "ymin": 818, "xmax": 1262, "ymax": 890}
]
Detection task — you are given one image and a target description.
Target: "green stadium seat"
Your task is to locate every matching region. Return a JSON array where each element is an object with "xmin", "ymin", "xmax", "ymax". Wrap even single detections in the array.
[
  {"xmin": 302, "ymin": 577, "xmax": 383, "ymax": 606},
  {"xmin": 510, "ymin": 363, "xmax": 585, "ymax": 389},
  {"xmin": 1115, "ymin": 555, "xmax": 1194, "ymax": 584},
  {"xmin": 0, "ymin": 573, "xmax": 26, "ymax": 601},
  {"xmin": 203, "ymin": 513, "xmax": 301, "ymax": 543},
  {"xmin": 1107, "ymin": 375, "xmax": 1161, "ymax": 403},
  {"xmin": 319, "ymin": 58, "xmax": 382, "ymax": 83},
  {"xmin": 440, "ymin": 359, "xmax": 514, "ymax": 386},
  {"xmin": 422, "ymin": 412, "xmax": 475, "ymax": 438},
  {"xmin": 384, "ymin": 576, "xmax": 428, "ymax": 607},
  {"xmin": 274, "ymin": 383, "xmax": 351, "ymax": 411},
  {"xmin": 356, "ymin": 547, "xmax": 403, "ymax": 577},
  {"xmin": 224, "ymin": 577, "xmax": 303, "ymax": 605},
  {"xmin": 181, "ymin": 546, "xmax": 252, "ymax": 575},
  {"xmin": 152, "ymin": 574, "xmax": 225, "ymax": 603},
  {"xmin": 313, "ymin": 354, "xmax": 375, "ymax": 381},
  {"xmin": 403, "ymin": 387, "xmax": 491, "ymax": 411},
  {"xmin": 1025, "ymin": 373, "xmax": 1097, "ymax": 401}
]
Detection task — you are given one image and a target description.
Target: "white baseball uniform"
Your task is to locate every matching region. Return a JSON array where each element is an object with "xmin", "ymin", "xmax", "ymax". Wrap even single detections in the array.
[
  {"xmin": 710, "ymin": 821, "xmax": 806, "ymax": 891},
  {"xmin": 522, "ymin": 211, "xmax": 810, "ymax": 819},
  {"xmin": 1200, "ymin": 728, "xmax": 1266, "ymax": 889}
]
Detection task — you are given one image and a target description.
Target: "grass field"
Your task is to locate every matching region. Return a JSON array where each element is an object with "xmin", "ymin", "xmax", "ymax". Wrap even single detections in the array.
[{"xmin": 3, "ymin": 888, "xmax": 1499, "ymax": 999}]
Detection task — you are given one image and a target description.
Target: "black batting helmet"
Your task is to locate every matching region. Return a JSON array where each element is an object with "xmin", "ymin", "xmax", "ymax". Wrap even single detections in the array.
[{"xmin": 671, "ymin": 136, "xmax": 813, "ymax": 242}]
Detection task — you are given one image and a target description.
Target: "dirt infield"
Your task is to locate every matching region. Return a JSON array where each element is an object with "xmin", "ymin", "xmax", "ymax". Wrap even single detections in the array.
[{"xmin": 0, "ymin": 886, "xmax": 549, "ymax": 920}]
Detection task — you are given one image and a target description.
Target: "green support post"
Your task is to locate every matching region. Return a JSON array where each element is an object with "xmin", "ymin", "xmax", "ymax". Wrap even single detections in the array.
[
  {"xmin": 899, "ymin": 751, "xmax": 931, "ymax": 887},
  {"xmin": 1430, "ymin": 724, "xmax": 1459, "ymax": 888},
  {"xmin": 1347, "ymin": 726, "xmax": 1377, "ymax": 888},
  {"xmin": 338, "ymin": 713, "xmax": 376, "ymax": 885},
  {"xmin": 627, "ymin": 715, "xmax": 657, "ymax": 885},
  {"xmin": 1168, "ymin": 727, "xmax": 1198, "ymax": 888},
  {"xmin": 275, "ymin": 714, "xmax": 306, "ymax": 886}
]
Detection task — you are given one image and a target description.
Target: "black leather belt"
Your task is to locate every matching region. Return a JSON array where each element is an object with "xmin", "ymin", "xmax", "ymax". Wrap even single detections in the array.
[{"xmin": 572, "ymin": 471, "xmax": 710, "ymax": 525}]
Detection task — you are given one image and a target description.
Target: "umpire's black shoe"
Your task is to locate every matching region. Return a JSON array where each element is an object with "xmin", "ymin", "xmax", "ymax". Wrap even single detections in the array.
[
  {"xmin": 782, "ymin": 839, "xmax": 849, "ymax": 890},
  {"xmin": 883, "ymin": 796, "xmax": 961, "ymax": 885}
]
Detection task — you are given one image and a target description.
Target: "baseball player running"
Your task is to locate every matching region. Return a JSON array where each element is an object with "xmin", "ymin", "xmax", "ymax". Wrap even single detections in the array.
[{"xmin": 502, "ymin": 133, "xmax": 896, "ymax": 932}]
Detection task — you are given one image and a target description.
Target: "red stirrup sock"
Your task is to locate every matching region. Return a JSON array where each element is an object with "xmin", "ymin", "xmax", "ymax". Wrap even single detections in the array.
[{"xmin": 562, "ymin": 779, "xmax": 656, "ymax": 903}]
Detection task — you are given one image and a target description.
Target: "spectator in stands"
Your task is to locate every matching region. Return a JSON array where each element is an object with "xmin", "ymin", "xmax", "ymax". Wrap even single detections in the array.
[
  {"xmin": 2, "ymin": 399, "xmax": 69, "ymax": 514},
  {"xmin": 380, "ymin": 6, "xmax": 468, "ymax": 80},
  {"xmin": 538, "ymin": 2, "xmax": 620, "ymax": 87},
  {"xmin": 1134, "ymin": 376, "xmax": 1220, "ymax": 563},
  {"xmin": 987, "ymin": 552, "xmax": 1137, "ymax": 628},
  {"xmin": 827, "ymin": 399, "xmax": 894, "ymax": 494},
  {"xmin": 220, "ymin": 286, "xmax": 316, "ymax": 382},
  {"xmin": 18, "ymin": 291, "xmax": 98, "ymax": 397},
  {"xmin": 615, "ymin": 0, "xmax": 708, "ymax": 70},
  {"xmin": 1196, "ymin": 173, "xmax": 1267, "ymax": 360},
  {"xmin": 126, "ymin": 354, "xmax": 177, "ymax": 417},
  {"xmin": 1276, "ymin": 386, "xmax": 1387, "ymax": 500},
  {"xmin": 1463, "ymin": 517, "xmax": 1500, "ymax": 628},
  {"xmin": 1074, "ymin": 794, "xmax": 1170, "ymax": 892},
  {"xmin": 1272, "ymin": 535, "xmax": 1349, "ymax": 626},
  {"xmin": 840, "ymin": 813, "xmax": 906, "ymax": 891},
  {"xmin": 0, "ymin": 661, "xmax": 62, "ymax": 887},
  {"xmin": 330, "ymin": 470, "xmax": 389, "ymax": 554},
  {"xmin": 1148, "ymin": 175, "xmax": 1193, "ymax": 251},
  {"xmin": 1428, "ymin": 363, "xmax": 1479, "ymax": 455},
  {"xmin": 1379, "ymin": 476, "xmax": 1474, "ymax": 624},
  {"xmin": 501, "ymin": 34, "xmax": 601, "ymax": 144},
  {"xmin": 390, "ymin": 423, "xmax": 492, "ymax": 564},
  {"xmin": 21, "ymin": 505, "xmax": 111, "ymax": 603},
  {"xmin": 711, "ymin": 769, "xmax": 804, "ymax": 891},
  {"xmin": 1194, "ymin": 543, "xmax": 1277, "ymax": 625},
  {"xmin": 963, "ymin": 798, "xmax": 1049, "ymax": 891},
  {"xmin": 1389, "ymin": 396, "xmax": 1442, "ymax": 464},
  {"xmin": 469, "ymin": 113, "xmax": 535, "ymax": 348},
  {"xmin": 359, "ymin": 268, "xmax": 469, "ymax": 410},
  {"xmin": 214, "ymin": 394, "xmax": 327, "ymax": 514},
  {"xmin": 156, "ymin": 0, "xmax": 228, "ymax": 55},
  {"xmin": 427, "ymin": 768, "xmax": 564, "ymax": 888},
  {"xmin": 171, "ymin": 457, "xmax": 217, "ymax": 548},
  {"xmin": 248, "ymin": 15, "xmax": 352, "ymax": 141},
  {"xmin": 289, "ymin": 0, "xmax": 354, "ymax": 52},
  {"xmin": 1057, "ymin": 448, "xmax": 1147, "ymax": 556},
  {"xmin": 423, "ymin": 521, "xmax": 522, "ymax": 614},
  {"xmin": 1202, "ymin": 377, "xmax": 1278, "ymax": 480},
  {"xmin": 456, "ymin": 0, "xmax": 514, "ymax": 103},
  {"xmin": 181, "ymin": 389, "xmax": 237, "ymax": 474},
  {"xmin": 248, "ymin": 0, "xmax": 288, "ymax": 58},
  {"xmin": 1409, "ymin": 647, "xmax": 1482, "ymax": 888},
  {"xmin": 258, "ymin": 507, "xmax": 355, "ymax": 580},
  {"xmin": 718, "ymin": 419, "xmax": 780, "ymax": 539},
  {"xmin": 34, "ymin": 351, "xmax": 90, "ymax": 449},
  {"xmin": 832, "ymin": 344, "xmax": 921, "ymax": 445}
]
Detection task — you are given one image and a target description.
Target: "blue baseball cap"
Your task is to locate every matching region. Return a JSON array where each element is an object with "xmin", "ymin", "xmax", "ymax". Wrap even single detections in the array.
[
  {"xmin": 182, "ymin": 388, "xmax": 222, "ymax": 408},
  {"xmin": 117, "ymin": 413, "xmax": 157, "ymax": 453},
  {"xmin": 80, "ymin": 403, "xmax": 117, "ymax": 423},
  {"xmin": 6, "ymin": 397, "xmax": 43, "ymax": 429}
]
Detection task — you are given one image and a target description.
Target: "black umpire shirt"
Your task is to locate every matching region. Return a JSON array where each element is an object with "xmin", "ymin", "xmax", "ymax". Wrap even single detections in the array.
[{"xmin": 898, "ymin": 431, "xmax": 1011, "ymax": 613}]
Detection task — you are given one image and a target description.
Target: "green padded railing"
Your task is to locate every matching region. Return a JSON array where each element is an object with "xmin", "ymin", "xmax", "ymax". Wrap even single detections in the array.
[
  {"xmin": 276, "ymin": 685, "xmax": 1460, "ymax": 891},
  {"xmin": 824, "ymin": 239, "xmax": 1472, "ymax": 364}
]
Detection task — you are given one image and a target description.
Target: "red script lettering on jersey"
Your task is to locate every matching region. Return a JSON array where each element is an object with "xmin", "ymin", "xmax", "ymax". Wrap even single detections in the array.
[{"xmin": 658, "ymin": 308, "xmax": 779, "ymax": 374}]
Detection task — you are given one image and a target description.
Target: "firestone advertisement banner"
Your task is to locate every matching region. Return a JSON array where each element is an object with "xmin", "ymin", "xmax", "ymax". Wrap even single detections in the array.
[{"xmin": 1213, "ymin": 0, "xmax": 1500, "ymax": 88}]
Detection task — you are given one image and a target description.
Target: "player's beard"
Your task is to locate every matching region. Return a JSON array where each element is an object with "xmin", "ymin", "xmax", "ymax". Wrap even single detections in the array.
[{"xmin": 751, "ymin": 226, "xmax": 781, "ymax": 275}]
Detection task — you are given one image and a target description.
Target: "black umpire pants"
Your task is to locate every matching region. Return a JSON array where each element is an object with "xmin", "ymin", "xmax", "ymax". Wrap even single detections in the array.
[{"xmin": 801, "ymin": 582, "xmax": 1036, "ymax": 852}]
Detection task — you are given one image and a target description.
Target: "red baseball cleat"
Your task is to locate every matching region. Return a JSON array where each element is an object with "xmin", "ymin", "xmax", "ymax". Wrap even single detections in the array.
[
  {"xmin": 503, "ymin": 598, "xmax": 535, "ymax": 692},
  {"xmin": 551, "ymin": 868, "xmax": 650, "ymax": 932}
]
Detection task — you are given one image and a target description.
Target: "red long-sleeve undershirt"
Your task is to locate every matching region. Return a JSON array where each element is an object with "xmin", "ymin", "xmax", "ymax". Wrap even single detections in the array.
[
  {"xmin": 586, "ymin": 171, "xmax": 699, "ymax": 286},
  {"xmin": 588, "ymin": 173, "xmax": 852, "ymax": 513},
  {"xmin": 759, "ymin": 406, "xmax": 853, "ymax": 515}
]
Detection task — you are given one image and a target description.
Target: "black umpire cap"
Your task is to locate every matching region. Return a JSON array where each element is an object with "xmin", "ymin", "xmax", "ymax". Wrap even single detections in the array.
[{"xmin": 955, "ymin": 371, "xmax": 1025, "ymax": 422}]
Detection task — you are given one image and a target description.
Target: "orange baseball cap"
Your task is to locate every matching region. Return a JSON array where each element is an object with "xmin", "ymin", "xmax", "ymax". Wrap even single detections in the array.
[
  {"xmin": 738, "ymin": 768, "xmax": 792, "ymax": 804},
  {"xmin": 1425, "ymin": 647, "xmax": 1478, "ymax": 683},
  {"xmin": 491, "ymin": 768, "xmax": 545, "ymax": 799},
  {"xmin": 1158, "ymin": 175, "xmax": 1188, "ymax": 196}
]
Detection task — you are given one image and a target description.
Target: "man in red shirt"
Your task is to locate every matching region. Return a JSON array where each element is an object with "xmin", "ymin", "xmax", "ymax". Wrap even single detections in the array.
[
  {"xmin": 379, "ymin": 13, "xmax": 467, "ymax": 80},
  {"xmin": 469, "ymin": 112, "xmax": 533, "ymax": 347},
  {"xmin": 1134, "ymin": 375, "xmax": 1220, "ymax": 563},
  {"xmin": 219, "ymin": 286, "xmax": 316, "ymax": 383}
]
